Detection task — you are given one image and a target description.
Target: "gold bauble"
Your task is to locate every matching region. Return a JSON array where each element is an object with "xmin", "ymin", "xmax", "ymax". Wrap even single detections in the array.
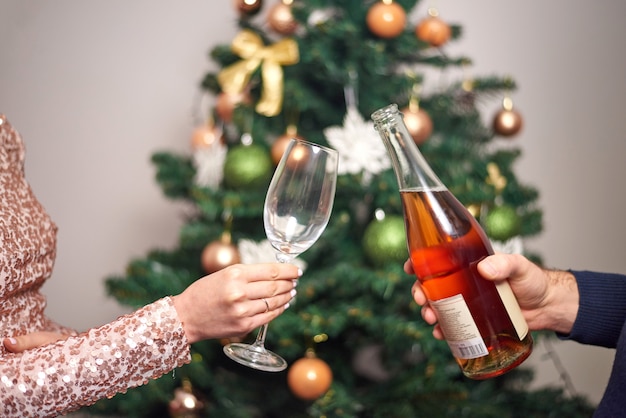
[
  {"xmin": 168, "ymin": 379, "xmax": 204, "ymax": 417},
  {"xmin": 400, "ymin": 106, "xmax": 433, "ymax": 145},
  {"xmin": 190, "ymin": 123, "xmax": 222, "ymax": 150},
  {"xmin": 215, "ymin": 91, "xmax": 250, "ymax": 123},
  {"xmin": 201, "ymin": 234, "xmax": 240, "ymax": 274},
  {"xmin": 366, "ymin": 1, "xmax": 406, "ymax": 39},
  {"xmin": 219, "ymin": 335, "xmax": 247, "ymax": 346},
  {"xmin": 233, "ymin": 0, "xmax": 263, "ymax": 16},
  {"xmin": 267, "ymin": 1, "xmax": 297, "ymax": 35},
  {"xmin": 493, "ymin": 108, "xmax": 523, "ymax": 137},
  {"xmin": 271, "ymin": 134, "xmax": 295, "ymax": 166},
  {"xmin": 287, "ymin": 351, "xmax": 333, "ymax": 401},
  {"xmin": 415, "ymin": 16, "xmax": 451, "ymax": 47},
  {"xmin": 273, "ymin": 137, "xmax": 311, "ymax": 170},
  {"xmin": 271, "ymin": 125, "xmax": 305, "ymax": 165}
]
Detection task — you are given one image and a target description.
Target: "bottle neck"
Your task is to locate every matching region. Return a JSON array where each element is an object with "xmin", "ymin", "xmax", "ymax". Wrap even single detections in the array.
[{"xmin": 371, "ymin": 104, "xmax": 445, "ymax": 191}]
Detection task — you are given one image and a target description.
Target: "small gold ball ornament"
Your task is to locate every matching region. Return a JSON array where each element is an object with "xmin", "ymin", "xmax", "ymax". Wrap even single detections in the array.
[
  {"xmin": 493, "ymin": 97, "xmax": 523, "ymax": 137},
  {"xmin": 285, "ymin": 140, "xmax": 311, "ymax": 169},
  {"xmin": 216, "ymin": 91, "xmax": 250, "ymax": 123},
  {"xmin": 201, "ymin": 232, "xmax": 240, "ymax": 274},
  {"xmin": 366, "ymin": 0, "xmax": 406, "ymax": 39},
  {"xmin": 271, "ymin": 134, "xmax": 294, "ymax": 165},
  {"xmin": 287, "ymin": 350, "xmax": 333, "ymax": 401},
  {"xmin": 233, "ymin": 0, "xmax": 263, "ymax": 16},
  {"xmin": 416, "ymin": 9, "xmax": 451, "ymax": 47},
  {"xmin": 190, "ymin": 122, "xmax": 222, "ymax": 150},
  {"xmin": 271, "ymin": 125, "xmax": 305, "ymax": 165},
  {"xmin": 219, "ymin": 335, "xmax": 247, "ymax": 346},
  {"xmin": 168, "ymin": 379, "xmax": 204, "ymax": 417},
  {"xmin": 400, "ymin": 105, "xmax": 433, "ymax": 145},
  {"xmin": 267, "ymin": 0, "xmax": 298, "ymax": 35}
]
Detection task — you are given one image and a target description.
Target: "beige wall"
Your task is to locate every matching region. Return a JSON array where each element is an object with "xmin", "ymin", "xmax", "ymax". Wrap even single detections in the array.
[{"xmin": 2, "ymin": 0, "xmax": 625, "ymax": 407}]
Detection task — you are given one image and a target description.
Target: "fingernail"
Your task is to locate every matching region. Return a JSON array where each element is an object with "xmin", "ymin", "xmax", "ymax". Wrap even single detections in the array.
[
  {"xmin": 298, "ymin": 268, "xmax": 304, "ymax": 277},
  {"xmin": 6, "ymin": 337, "xmax": 17, "ymax": 346},
  {"xmin": 480, "ymin": 259, "xmax": 497, "ymax": 277},
  {"xmin": 284, "ymin": 302, "xmax": 291, "ymax": 309},
  {"xmin": 290, "ymin": 288, "xmax": 297, "ymax": 297},
  {"xmin": 292, "ymin": 279, "xmax": 298, "ymax": 288}
]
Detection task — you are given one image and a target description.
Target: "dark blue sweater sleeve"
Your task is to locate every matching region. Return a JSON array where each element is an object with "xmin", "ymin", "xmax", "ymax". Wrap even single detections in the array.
[{"xmin": 562, "ymin": 270, "xmax": 626, "ymax": 348}]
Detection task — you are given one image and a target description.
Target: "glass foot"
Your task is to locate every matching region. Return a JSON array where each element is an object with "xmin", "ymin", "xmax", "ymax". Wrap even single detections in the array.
[{"xmin": 223, "ymin": 342, "xmax": 288, "ymax": 372}]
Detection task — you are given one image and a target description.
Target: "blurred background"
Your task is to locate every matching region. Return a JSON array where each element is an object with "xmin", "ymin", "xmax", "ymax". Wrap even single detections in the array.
[{"xmin": 1, "ymin": 0, "xmax": 625, "ymax": 407}]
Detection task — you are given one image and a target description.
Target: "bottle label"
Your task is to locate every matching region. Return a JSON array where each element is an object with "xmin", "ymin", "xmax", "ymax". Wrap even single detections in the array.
[
  {"xmin": 495, "ymin": 281, "xmax": 529, "ymax": 340},
  {"xmin": 430, "ymin": 294, "xmax": 489, "ymax": 359}
]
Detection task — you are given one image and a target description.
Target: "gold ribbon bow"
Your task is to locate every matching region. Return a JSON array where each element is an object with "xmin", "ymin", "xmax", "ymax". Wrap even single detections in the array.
[{"xmin": 217, "ymin": 30, "xmax": 299, "ymax": 117}]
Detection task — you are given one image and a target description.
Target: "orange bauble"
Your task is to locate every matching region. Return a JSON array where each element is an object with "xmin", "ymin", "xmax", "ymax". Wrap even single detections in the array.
[
  {"xmin": 201, "ymin": 233, "xmax": 240, "ymax": 274},
  {"xmin": 191, "ymin": 123, "xmax": 222, "ymax": 150},
  {"xmin": 168, "ymin": 380, "xmax": 204, "ymax": 417},
  {"xmin": 216, "ymin": 91, "xmax": 250, "ymax": 123},
  {"xmin": 273, "ymin": 137, "xmax": 311, "ymax": 170},
  {"xmin": 271, "ymin": 134, "xmax": 295, "ymax": 166},
  {"xmin": 400, "ymin": 106, "xmax": 433, "ymax": 145},
  {"xmin": 233, "ymin": 0, "xmax": 263, "ymax": 16},
  {"xmin": 219, "ymin": 334, "xmax": 247, "ymax": 347},
  {"xmin": 271, "ymin": 125, "xmax": 305, "ymax": 165},
  {"xmin": 287, "ymin": 353, "xmax": 333, "ymax": 401},
  {"xmin": 493, "ymin": 108, "xmax": 523, "ymax": 137},
  {"xmin": 366, "ymin": 1, "xmax": 406, "ymax": 39},
  {"xmin": 267, "ymin": 1, "xmax": 298, "ymax": 35},
  {"xmin": 415, "ymin": 16, "xmax": 451, "ymax": 47}
]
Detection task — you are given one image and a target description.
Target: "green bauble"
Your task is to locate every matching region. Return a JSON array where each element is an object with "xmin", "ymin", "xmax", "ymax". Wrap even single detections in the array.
[
  {"xmin": 223, "ymin": 144, "xmax": 273, "ymax": 190},
  {"xmin": 363, "ymin": 215, "xmax": 407, "ymax": 267},
  {"xmin": 484, "ymin": 205, "xmax": 521, "ymax": 241}
]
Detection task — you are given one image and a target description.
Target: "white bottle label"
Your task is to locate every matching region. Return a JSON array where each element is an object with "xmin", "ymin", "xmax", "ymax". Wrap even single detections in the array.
[
  {"xmin": 495, "ymin": 280, "xmax": 529, "ymax": 340},
  {"xmin": 430, "ymin": 294, "xmax": 489, "ymax": 359}
]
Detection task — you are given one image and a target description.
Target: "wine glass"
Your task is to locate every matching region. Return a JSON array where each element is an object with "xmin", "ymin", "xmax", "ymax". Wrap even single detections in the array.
[{"xmin": 223, "ymin": 138, "xmax": 338, "ymax": 372}]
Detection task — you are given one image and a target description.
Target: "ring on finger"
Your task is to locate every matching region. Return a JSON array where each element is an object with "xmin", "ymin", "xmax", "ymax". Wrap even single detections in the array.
[{"xmin": 262, "ymin": 298, "xmax": 270, "ymax": 313}]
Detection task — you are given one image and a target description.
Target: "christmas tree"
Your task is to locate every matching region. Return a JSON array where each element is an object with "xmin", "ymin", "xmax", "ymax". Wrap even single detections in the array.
[{"xmin": 90, "ymin": 1, "xmax": 593, "ymax": 416}]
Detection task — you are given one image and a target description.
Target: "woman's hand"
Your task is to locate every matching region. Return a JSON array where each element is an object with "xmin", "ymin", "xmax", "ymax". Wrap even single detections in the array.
[
  {"xmin": 172, "ymin": 263, "xmax": 301, "ymax": 344},
  {"xmin": 5, "ymin": 263, "xmax": 301, "ymax": 351},
  {"xmin": 3, "ymin": 331, "xmax": 70, "ymax": 353}
]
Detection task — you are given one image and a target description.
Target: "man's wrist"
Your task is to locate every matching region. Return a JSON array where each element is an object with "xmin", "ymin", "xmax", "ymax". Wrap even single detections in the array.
[{"xmin": 543, "ymin": 269, "xmax": 579, "ymax": 335}]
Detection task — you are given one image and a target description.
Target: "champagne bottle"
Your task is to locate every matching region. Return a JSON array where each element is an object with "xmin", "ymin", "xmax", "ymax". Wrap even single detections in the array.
[{"xmin": 371, "ymin": 103, "xmax": 532, "ymax": 379}]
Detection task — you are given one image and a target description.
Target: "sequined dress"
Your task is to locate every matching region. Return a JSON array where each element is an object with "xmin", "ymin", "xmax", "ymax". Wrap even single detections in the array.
[{"xmin": 0, "ymin": 115, "xmax": 191, "ymax": 417}]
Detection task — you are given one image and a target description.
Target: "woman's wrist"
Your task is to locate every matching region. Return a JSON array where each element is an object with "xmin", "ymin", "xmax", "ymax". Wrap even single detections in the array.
[{"xmin": 170, "ymin": 294, "xmax": 198, "ymax": 344}]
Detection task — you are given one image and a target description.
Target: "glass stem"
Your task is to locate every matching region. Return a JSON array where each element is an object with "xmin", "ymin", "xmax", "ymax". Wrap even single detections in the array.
[
  {"xmin": 251, "ymin": 253, "xmax": 293, "ymax": 349},
  {"xmin": 253, "ymin": 323, "xmax": 269, "ymax": 348}
]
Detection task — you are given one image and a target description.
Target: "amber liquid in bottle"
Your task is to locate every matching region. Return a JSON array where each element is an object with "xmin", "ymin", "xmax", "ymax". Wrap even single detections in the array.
[
  {"xmin": 372, "ymin": 102, "xmax": 532, "ymax": 379},
  {"xmin": 402, "ymin": 188, "xmax": 532, "ymax": 379}
]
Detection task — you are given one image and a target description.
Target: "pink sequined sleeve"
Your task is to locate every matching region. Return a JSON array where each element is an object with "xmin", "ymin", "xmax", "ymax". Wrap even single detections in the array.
[{"xmin": 0, "ymin": 297, "xmax": 191, "ymax": 418}]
